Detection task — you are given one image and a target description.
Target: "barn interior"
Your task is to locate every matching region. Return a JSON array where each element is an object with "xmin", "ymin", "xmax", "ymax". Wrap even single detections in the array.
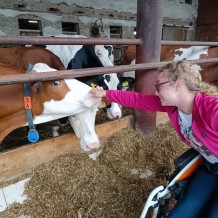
[{"xmin": 0, "ymin": 0, "xmax": 217, "ymax": 217}]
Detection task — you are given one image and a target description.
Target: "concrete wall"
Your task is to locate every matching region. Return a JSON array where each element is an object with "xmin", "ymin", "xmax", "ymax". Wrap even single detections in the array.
[{"xmin": 0, "ymin": 0, "xmax": 198, "ymax": 40}]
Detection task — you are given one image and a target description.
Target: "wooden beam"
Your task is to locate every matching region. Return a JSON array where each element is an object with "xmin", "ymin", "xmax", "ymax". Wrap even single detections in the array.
[{"xmin": 0, "ymin": 115, "xmax": 133, "ymax": 183}]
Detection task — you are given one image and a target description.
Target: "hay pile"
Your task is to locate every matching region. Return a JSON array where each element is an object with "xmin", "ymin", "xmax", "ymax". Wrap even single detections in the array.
[{"xmin": 0, "ymin": 122, "xmax": 188, "ymax": 218}]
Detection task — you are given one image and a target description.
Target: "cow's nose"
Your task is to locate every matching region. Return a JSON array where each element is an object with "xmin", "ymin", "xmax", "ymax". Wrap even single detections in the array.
[
  {"xmin": 106, "ymin": 109, "xmax": 122, "ymax": 119},
  {"xmin": 83, "ymin": 142, "xmax": 101, "ymax": 151}
]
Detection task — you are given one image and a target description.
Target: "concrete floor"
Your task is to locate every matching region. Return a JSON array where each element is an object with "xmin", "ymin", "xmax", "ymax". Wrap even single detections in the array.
[{"xmin": 0, "ymin": 178, "xmax": 30, "ymax": 213}]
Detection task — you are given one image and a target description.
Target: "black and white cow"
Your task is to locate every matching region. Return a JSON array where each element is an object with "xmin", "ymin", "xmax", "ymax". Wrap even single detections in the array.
[{"xmin": 45, "ymin": 35, "xmax": 134, "ymax": 136}]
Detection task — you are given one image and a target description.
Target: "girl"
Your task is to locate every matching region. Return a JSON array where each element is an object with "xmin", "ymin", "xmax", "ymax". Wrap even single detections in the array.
[{"xmin": 90, "ymin": 61, "xmax": 218, "ymax": 218}]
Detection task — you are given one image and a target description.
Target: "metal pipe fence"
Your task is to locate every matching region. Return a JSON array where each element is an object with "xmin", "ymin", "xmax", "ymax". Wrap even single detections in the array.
[
  {"xmin": 1, "ymin": 58, "xmax": 218, "ymax": 86},
  {"xmin": 0, "ymin": 35, "xmax": 218, "ymax": 85}
]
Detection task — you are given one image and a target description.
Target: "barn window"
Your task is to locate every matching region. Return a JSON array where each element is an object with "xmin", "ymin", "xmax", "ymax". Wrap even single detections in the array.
[
  {"xmin": 185, "ymin": 0, "xmax": 192, "ymax": 4},
  {"xmin": 14, "ymin": 3, "xmax": 26, "ymax": 9},
  {"xmin": 179, "ymin": 0, "xmax": 192, "ymax": 3},
  {"xmin": 62, "ymin": 22, "xmax": 79, "ymax": 35},
  {"xmin": 18, "ymin": 19, "xmax": 42, "ymax": 36},
  {"xmin": 110, "ymin": 26, "xmax": 122, "ymax": 38},
  {"xmin": 162, "ymin": 25, "xmax": 191, "ymax": 41},
  {"xmin": 47, "ymin": 8, "xmax": 60, "ymax": 13}
]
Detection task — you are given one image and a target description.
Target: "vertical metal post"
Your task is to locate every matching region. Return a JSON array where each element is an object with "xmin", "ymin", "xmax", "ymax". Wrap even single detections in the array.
[{"xmin": 134, "ymin": 0, "xmax": 163, "ymax": 137}]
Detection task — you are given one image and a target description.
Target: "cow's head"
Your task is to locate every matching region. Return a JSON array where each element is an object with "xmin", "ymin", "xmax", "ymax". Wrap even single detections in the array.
[
  {"xmin": 31, "ymin": 63, "xmax": 101, "ymax": 119},
  {"xmin": 85, "ymin": 74, "xmax": 135, "ymax": 119},
  {"xmin": 94, "ymin": 45, "xmax": 114, "ymax": 66},
  {"xmin": 67, "ymin": 45, "xmax": 114, "ymax": 70},
  {"xmin": 30, "ymin": 63, "xmax": 101, "ymax": 151},
  {"xmin": 68, "ymin": 108, "xmax": 100, "ymax": 151}
]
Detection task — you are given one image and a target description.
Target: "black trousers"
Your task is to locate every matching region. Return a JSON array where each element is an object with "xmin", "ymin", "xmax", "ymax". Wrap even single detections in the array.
[{"xmin": 167, "ymin": 163, "xmax": 218, "ymax": 218}]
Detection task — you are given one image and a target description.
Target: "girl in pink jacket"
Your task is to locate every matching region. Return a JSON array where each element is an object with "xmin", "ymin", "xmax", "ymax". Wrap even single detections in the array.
[{"xmin": 90, "ymin": 61, "xmax": 218, "ymax": 218}]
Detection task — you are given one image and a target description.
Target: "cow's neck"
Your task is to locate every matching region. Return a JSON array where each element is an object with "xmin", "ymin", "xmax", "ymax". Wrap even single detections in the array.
[{"xmin": 0, "ymin": 110, "xmax": 27, "ymax": 144}]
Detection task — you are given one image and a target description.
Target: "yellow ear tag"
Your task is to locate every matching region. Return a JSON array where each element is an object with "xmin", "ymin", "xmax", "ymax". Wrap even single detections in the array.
[
  {"xmin": 90, "ymin": 82, "xmax": 97, "ymax": 88},
  {"xmin": 99, "ymin": 101, "xmax": 106, "ymax": 109},
  {"xmin": 122, "ymin": 81, "xmax": 129, "ymax": 87}
]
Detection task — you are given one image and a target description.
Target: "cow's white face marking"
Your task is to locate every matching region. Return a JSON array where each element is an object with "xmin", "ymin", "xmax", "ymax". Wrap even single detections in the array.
[
  {"xmin": 31, "ymin": 63, "xmax": 101, "ymax": 124},
  {"xmin": 94, "ymin": 45, "xmax": 114, "ymax": 66},
  {"xmin": 102, "ymin": 73, "xmax": 122, "ymax": 118},
  {"xmin": 103, "ymin": 73, "xmax": 120, "ymax": 90},
  {"xmin": 174, "ymin": 46, "xmax": 209, "ymax": 71},
  {"xmin": 34, "ymin": 80, "xmax": 100, "ymax": 123}
]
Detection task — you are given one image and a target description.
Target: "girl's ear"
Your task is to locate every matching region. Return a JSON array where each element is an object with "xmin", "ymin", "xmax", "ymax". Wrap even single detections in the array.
[{"xmin": 175, "ymin": 79, "xmax": 184, "ymax": 90}]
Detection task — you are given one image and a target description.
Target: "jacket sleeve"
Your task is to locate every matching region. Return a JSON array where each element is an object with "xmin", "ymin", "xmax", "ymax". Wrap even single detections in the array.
[
  {"xmin": 211, "ymin": 99, "xmax": 218, "ymax": 131},
  {"xmin": 106, "ymin": 90, "xmax": 167, "ymax": 112}
]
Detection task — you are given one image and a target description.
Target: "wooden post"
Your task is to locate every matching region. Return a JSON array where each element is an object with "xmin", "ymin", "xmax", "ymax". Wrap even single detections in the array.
[{"xmin": 134, "ymin": 0, "xmax": 164, "ymax": 137}]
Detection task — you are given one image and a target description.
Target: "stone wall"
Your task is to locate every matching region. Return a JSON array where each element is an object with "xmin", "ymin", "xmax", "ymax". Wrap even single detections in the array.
[{"xmin": 0, "ymin": 0, "xmax": 198, "ymax": 40}]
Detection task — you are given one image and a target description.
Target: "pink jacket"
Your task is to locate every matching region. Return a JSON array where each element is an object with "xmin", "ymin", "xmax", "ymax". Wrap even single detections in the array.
[{"xmin": 106, "ymin": 90, "xmax": 218, "ymax": 157}]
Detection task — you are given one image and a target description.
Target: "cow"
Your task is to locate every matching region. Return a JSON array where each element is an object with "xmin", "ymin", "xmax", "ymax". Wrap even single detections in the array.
[
  {"xmin": 0, "ymin": 48, "xmax": 102, "ymax": 151},
  {"xmin": 120, "ymin": 45, "xmax": 218, "ymax": 86},
  {"xmin": 161, "ymin": 45, "xmax": 218, "ymax": 86},
  {"xmin": 45, "ymin": 34, "xmax": 132, "ymax": 120},
  {"xmin": 0, "ymin": 46, "xmax": 65, "ymax": 71}
]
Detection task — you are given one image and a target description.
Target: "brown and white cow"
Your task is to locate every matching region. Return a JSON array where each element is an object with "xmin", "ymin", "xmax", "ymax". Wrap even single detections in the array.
[
  {"xmin": 121, "ymin": 45, "xmax": 218, "ymax": 86},
  {"xmin": 0, "ymin": 46, "xmax": 65, "ymax": 71},
  {"xmin": 0, "ymin": 63, "xmax": 101, "ymax": 151},
  {"xmin": 0, "ymin": 46, "xmax": 127, "ymax": 141}
]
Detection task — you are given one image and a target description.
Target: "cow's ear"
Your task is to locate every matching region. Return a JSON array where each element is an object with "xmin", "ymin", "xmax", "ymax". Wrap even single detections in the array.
[
  {"xmin": 120, "ymin": 76, "xmax": 135, "ymax": 88},
  {"xmin": 85, "ymin": 80, "xmax": 97, "ymax": 88},
  {"xmin": 90, "ymin": 82, "xmax": 97, "ymax": 88},
  {"xmin": 85, "ymin": 77, "xmax": 99, "ymax": 88},
  {"xmin": 31, "ymin": 81, "xmax": 44, "ymax": 94}
]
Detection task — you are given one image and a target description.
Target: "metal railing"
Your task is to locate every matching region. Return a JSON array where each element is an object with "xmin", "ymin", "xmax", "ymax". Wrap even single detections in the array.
[
  {"xmin": 0, "ymin": 37, "xmax": 218, "ymax": 85},
  {"xmin": 0, "ymin": 57, "xmax": 218, "ymax": 86}
]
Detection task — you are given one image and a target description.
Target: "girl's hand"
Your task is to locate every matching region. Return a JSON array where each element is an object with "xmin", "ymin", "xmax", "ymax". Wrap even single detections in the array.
[{"xmin": 90, "ymin": 86, "xmax": 106, "ymax": 98}]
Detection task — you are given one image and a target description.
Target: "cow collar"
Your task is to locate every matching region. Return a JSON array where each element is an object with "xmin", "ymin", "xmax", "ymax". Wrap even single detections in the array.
[{"xmin": 24, "ymin": 64, "xmax": 39, "ymax": 143}]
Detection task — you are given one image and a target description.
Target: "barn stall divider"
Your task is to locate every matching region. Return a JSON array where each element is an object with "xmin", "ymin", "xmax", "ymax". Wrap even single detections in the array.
[{"xmin": 0, "ymin": 0, "xmax": 218, "ymax": 184}]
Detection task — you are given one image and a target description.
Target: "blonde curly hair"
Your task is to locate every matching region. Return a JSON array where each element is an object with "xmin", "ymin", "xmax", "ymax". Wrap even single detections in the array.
[{"xmin": 159, "ymin": 61, "xmax": 218, "ymax": 96}]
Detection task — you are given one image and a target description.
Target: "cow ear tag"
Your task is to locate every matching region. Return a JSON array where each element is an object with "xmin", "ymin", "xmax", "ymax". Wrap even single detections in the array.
[
  {"xmin": 122, "ymin": 81, "xmax": 129, "ymax": 87},
  {"xmin": 90, "ymin": 82, "xmax": 97, "ymax": 88},
  {"xmin": 28, "ymin": 129, "xmax": 39, "ymax": 143},
  {"xmin": 99, "ymin": 101, "xmax": 106, "ymax": 109}
]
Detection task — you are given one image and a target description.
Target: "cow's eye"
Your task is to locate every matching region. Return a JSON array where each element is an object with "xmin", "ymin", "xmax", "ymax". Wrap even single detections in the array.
[{"xmin": 51, "ymin": 81, "xmax": 60, "ymax": 86}]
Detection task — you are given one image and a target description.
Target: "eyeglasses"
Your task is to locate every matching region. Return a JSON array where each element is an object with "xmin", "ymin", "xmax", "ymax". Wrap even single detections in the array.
[{"xmin": 155, "ymin": 81, "xmax": 171, "ymax": 92}]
